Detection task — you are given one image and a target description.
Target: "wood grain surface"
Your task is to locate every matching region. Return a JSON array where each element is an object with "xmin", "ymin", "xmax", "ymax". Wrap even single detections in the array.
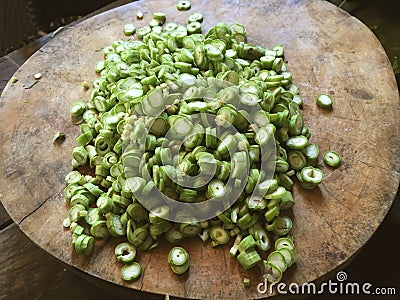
[
  {"xmin": 0, "ymin": 223, "xmax": 113, "ymax": 300},
  {"xmin": 0, "ymin": 0, "xmax": 399, "ymax": 299},
  {"xmin": 0, "ymin": 204, "xmax": 11, "ymax": 229}
]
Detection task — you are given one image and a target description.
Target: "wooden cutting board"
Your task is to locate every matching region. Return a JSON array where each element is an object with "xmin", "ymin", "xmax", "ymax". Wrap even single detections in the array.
[{"xmin": 0, "ymin": 0, "xmax": 399, "ymax": 299}]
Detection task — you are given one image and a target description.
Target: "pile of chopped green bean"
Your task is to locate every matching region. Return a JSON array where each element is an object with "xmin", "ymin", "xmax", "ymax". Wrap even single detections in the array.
[{"xmin": 63, "ymin": 11, "xmax": 341, "ymax": 284}]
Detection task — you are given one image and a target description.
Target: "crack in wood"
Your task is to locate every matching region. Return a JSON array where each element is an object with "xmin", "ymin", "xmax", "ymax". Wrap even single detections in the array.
[
  {"xmin": 182, "ymin": 279, "xmax": 189, "ymax": 298},
  {"xmin": 348, "ymin": 98, "xmax": 361, "ymax": 120},
  {"xmin": 18, "ymin": 188, "xmax": 64, "ymax": 226},
  {"xmin": 139, "ymin": 254, "xmax": 151, "ymax": 291},
  {"xmin": 320, "ymin": 183, "xmax": 345, "ymax": 207},
  {"xmin": 222, "ymin": 246, "xmax": 228, "ymax": 270},
  {"xmin": 331, "ymin": 114, "xmax": 361, "ymax": 122},
  {"xmin": 320, "ymin": 187, "xmax": 368, "ymax": 247},
  {"xmin": 358, "ymin": 159, "xmax": 399, "ymax": 175}
]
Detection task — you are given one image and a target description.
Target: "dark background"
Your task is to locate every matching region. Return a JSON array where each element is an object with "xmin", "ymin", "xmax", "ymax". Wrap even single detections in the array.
[{"xmin": 0, "ymin": 0, "xmax": 399, "ymax": 299}]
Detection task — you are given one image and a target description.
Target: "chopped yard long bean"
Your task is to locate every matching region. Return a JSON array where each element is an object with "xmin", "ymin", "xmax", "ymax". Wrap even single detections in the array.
[
  {"xmin": 115, "ymin": 242, "xmax": 137, "ymax": 263},
  {"xmin": 177, "ymin": 0, "xmax": 191, "ymax": 11},
  {"xmin": 168, "ymin": 246, "xmax": 189, "ymax": 274},
  {"xmin": 316, "ymin": 93, "xmax": 333, "ymax": 109},
  {"xmin": 123, "ymin": 24, "xmax": 136, "ymax": 36},
  {"xmin": 323, "ymin": 150, "xmax": 341, "ymax": 167},
  {"xmin": 120, "ymin": 262, "xmax": 142, "ymax": 281},
  {"xmin": 62, "ymin": 10, "xmax": 341, "ymax": 285}
]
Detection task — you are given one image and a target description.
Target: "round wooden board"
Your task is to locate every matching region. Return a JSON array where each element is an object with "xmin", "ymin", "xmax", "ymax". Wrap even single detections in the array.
[{"xmin": 0, "ymin": 0, "xmax": 399, "ymax": 299}]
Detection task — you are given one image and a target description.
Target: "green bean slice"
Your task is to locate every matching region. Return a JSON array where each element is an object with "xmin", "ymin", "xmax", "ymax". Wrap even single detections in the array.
[
  {"xmin": 300, "ymin": 166, "xmax": 324, "ymax": 185},
  {"xmin": 323, "ymin": 150, "xmax": 341, "ymax": 167},
  {"xmin": 262, "ymin": 260, "xmax": 282, "ymax": 283},
  {"xmin": 286, "ymin": 135, "xmax": 308, "ymax": 149},
  {"xmin": 273, "ymin": 216, "xmax": 293, "ymax": 236},
  {"xmin": 316, "ymin": 93, "xmax": 333, "ymax": 109},
  {"xmin": 177, "ymin": 0, "xmax": 191, "ymax": 10},
  {"xmin": 168, "ymin": 246, "xmax": 189, "ymax": 266},
  {"xmin": 115, "ymin": 242, "xmax": 137, "ymax": 263},
  {"xmin": 121, "ymin": 262, "xmax": 142, "ymax": 281},
  {"xmin": 237, "ymin": 249, "xmax": 261, "ymax": 270},
  {"xmin": 210, "ymin": 226, "xmax": 230, "ymax": 245},
  {"xmin": 187, "ymin": 21, "xmax": 202, "ymax": 34},
  {"xmin": 287, "ymin": 150, "xmax": 307, "ymax": 170},
  {"xmin": 188, "ymin": 12, "xmax": 203, "ymax": 23},
  {"xmin": 268, "ymin": 251, "xmax": 287, "ymax": 272},
  {"xmin": 123, "ymin": 24, "xmax": 136, "ymax": 36}
]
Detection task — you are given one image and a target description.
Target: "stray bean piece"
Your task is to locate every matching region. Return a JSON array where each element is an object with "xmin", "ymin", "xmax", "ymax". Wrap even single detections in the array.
[
  {"xmin": 53, "ymin": 131, "xmax": 66, "ymax": 145},
  {"xmin": 243, "ymin": 277, "xmax": 251, "ymax": 287},
  {"xmin": 123, "ymin": 24, "xmax": 136, "ymax": 36},
  {"xmin": 323, "ymin": 150, "xmax": 341, "ymax": 167},
  {"xmin": 34, "ymin": 72, "xmax": 42, "ymax": 80},
  {"xmin": 316, "ymin": 93, "xmax": 333, "ymax": 109},
  {"xmin": 136, "ymin": 11, "xmax": 144, "ymax": 19},
  {"xmin": 177, "ymin": 0, "xmax": 191, "ymax": 11}
]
